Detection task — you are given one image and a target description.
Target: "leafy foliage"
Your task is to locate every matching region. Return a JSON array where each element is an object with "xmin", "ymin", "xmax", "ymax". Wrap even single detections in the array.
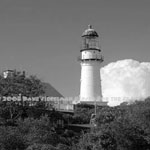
[
  {"xmin": 72, "ymin": 104, "xmax": 95, "ymax": 124},
  {"xmin": 0, "ymin": 71, "xmax": 45, "ymax": 97},
  {"xmin": 0, "ymin": 126, "xmax": 27, "ymax": 150},
  {"xmin": 1, "ymin": 70, "xmax": 150, "ymax": 149},
  {"xmin": 0, "ymin": 71, "xmax": 47, "ymax": 124},
  {"xmin": 26, "ymin": 143, "xmax": 57, "ymax": 150},
  {"xmin": 75, "ymin": 98, "xmax": 150, "ymax": 150}
]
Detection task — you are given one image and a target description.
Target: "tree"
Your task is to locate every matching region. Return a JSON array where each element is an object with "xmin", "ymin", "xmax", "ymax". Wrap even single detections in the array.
[
  {"xmin": 26, "ymin": 143, "xmax": 57, "ymax": 150},
  {"xmin": 57, "ymin": 143, "xmax": 70, "ymax": 150},
  {"xmin": 72, "ymin": 104, "xmax": 95, "ymax": 124},
  {"xmin": 0, "ymin": 71, "xmax": 45, "ymax": 124},
  {"xmin": 75, "ymin": 99, "xmax": 150, "ymax": 150},
  {"xmin": 0, "ymin": 126, "xmax": 27, "ymax": 150},
  {"xmin": 93, "ymin": 99, "xmax": 150, "ymax": 150},
  {"xmin": 17, "ymin": 115, "xmax": 60, "ymax": 147},
  {"xmin": 0, "ymin": 71, "xmax": 45, "ymax": 97}
]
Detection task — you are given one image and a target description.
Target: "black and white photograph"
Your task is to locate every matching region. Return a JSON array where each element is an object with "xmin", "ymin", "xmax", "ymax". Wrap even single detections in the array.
[{"xmin": 0, "ymin": 0, "xmax": 150, "ymax": 149}]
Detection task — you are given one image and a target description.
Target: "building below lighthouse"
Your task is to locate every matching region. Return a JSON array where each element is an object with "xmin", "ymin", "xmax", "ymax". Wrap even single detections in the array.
[{"xmin": 79, "ymin": 25, "xmax": 106, "ymax": 105}]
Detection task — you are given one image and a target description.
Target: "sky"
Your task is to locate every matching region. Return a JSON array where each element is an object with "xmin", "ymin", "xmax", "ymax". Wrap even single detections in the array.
[{"xmin": 0, "ymin": 0, "xmax": 150, "ymax": 98}]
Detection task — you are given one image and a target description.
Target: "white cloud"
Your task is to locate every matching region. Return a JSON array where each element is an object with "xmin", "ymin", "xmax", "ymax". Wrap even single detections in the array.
[{"xmin": 101, "ymin": 59, "xmax": 150, "ymax": 106}]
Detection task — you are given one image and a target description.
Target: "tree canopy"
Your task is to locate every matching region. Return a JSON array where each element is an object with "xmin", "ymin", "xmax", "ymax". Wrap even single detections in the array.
[
  {"xmin": 75, "ymin": 98, "xmax": 150, "ymax": 150},
  {"xmin": 0, "ymin": 70, "xmax": 45, "ymax": 97}
]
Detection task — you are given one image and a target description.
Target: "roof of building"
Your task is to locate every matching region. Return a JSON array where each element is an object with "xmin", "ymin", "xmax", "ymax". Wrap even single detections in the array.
[{"xmin": 82, "ymin": 25, "xmax": 99, "ymax": 37}]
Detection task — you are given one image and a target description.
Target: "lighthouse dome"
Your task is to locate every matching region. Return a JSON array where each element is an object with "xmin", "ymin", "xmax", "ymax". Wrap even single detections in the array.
[{"xmin": 82, "ymin": 25, "xmax": 99, "ymax": 37}]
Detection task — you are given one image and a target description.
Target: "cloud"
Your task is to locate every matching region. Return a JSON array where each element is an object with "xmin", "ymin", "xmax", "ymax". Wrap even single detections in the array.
[{"xmin": 101, "ymin": 59, "xmax": 150, "ymax": 106}]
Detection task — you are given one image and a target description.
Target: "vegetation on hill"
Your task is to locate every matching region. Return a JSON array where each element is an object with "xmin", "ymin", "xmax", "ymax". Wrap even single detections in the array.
[
  {"xmin": 0, "ymin": 98, "xmax": 149, "ymax": 150},
  {"xmin": 76, "ymin": 99, "xmax": 150, "ymax": 150},
  {"xmin": 0, "ymin": 71, "xmax": 45, "ymax": 97},
  {"xmin": 0, "ymin": 70, "xmax": 150, "ymax": 149}
]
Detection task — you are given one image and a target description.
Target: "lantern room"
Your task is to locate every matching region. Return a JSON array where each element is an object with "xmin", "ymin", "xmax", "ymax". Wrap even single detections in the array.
[{"xmin": 81, "ymin": 25, "xmax": 100, "ymax": 50}]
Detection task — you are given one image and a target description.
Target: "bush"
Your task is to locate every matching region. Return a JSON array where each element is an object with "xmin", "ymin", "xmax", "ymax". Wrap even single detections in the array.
[
  {"xmin": 26, "ymin": 143, "xmax": 57, "ymax": 150},
  {"xmin": 0, "ymin": 126, "xmax": 27, "ymax": 150}
]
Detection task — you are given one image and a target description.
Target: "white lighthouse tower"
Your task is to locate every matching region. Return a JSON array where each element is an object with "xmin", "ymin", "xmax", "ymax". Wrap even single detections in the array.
[{"xmin": 79, "ymin": 25, "xmax": 103, "ymax": 103}]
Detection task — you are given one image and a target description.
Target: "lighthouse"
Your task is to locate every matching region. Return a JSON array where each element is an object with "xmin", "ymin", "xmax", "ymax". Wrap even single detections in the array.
[{"xmin": 79, "ymin": 25, "xmax": 103, "ymax": 103}]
